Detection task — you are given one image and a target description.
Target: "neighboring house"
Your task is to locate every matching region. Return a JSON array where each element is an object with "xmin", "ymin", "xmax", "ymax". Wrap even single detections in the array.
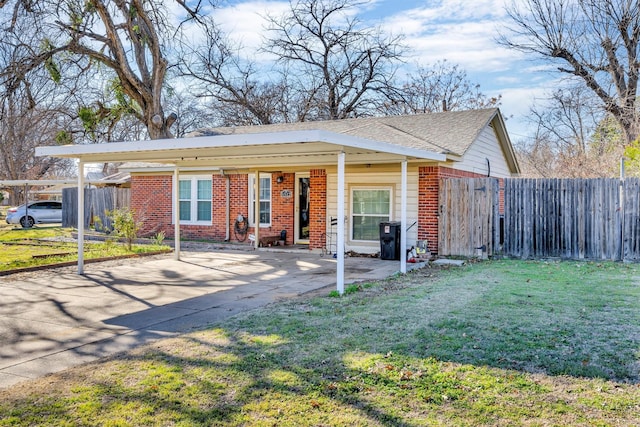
[{"xmin": 122, "ymin": 108, "xmax": 519, "ymax": 255}]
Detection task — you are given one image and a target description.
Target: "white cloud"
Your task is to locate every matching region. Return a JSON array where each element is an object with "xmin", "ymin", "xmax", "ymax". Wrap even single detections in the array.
[
  {"xmin": 380, "ymin": 1, "xmax": 525, "ymax": 72},
  {"xmin": 211, "ymin": 1, "xmax": 289, "ymax": 53}
]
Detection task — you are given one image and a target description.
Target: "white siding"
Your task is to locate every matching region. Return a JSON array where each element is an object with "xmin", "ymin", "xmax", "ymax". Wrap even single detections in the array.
[
  {"xmin": 325, "ymin": 166, "xmax": 419, "ymax": 254},
  {"xmin": 455, "ymin": 126, "xmax": 513, "ymax": 177}
]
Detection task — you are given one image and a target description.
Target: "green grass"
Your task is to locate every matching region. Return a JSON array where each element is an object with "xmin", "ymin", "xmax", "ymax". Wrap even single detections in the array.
[
  {"xmin": 0, "ymin": 225, "xmax": 170, "ymax": 271},
  {"xmin": 1, "ymin": 260, "xmax": 639, "ymax": 426}
]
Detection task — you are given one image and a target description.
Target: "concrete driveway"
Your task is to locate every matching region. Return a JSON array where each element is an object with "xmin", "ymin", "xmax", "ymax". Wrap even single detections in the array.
[{"xmin": 0, "ymin": 248, "xmax": 408, "ymax": 389}]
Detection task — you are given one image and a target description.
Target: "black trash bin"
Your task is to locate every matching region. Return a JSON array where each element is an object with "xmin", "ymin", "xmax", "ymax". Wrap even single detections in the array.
[{"xmin": 379, "ymin": 221, "xmax": 401, "ymax": 260}]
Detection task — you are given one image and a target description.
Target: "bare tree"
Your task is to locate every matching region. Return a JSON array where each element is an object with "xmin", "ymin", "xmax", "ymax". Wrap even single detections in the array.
[
  {"xmin": 263, "ymin": 0, "xmax": 405, "ymax": 120},
  {"xmin": 163, "ymin": 88, "xmax": 218, "ymax": 137},
  {"xmin": 516, "ymin": 85, "xmax": 623, "ymax": 178},
  {"xmin": 178, "ymin": 22, "xmax": 297, "ymax": 126},
  {"xmin": 0, "ymin": 44, "xmax": 75, "ymax": 202},
  {"xmin": 179, "ymin": 13, "xmax": 358, "ymax": 126},
  {"xmin": 0, "ymin": 0, "xmax": 211, "ymax": 139},
  {"xmin": 500, "ymin": 0, "xmax": 640, "ymax": 146},
  {"xmin": 381, "ymin": 60, "xmax": 501, "ymax": 115}
]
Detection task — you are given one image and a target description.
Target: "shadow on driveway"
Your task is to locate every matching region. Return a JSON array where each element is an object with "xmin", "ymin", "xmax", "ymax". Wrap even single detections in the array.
[{"xmin": 0, "ymin": 249, "xmax": 406, "ymax": 388}]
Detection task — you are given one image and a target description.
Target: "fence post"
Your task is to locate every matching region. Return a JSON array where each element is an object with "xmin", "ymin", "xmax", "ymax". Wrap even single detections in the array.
[{"xmin": 620, "ymin": 177, "xmax": 625, "ymax": 261}]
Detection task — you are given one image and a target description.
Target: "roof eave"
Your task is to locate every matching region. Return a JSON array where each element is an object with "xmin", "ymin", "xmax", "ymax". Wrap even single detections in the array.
[
  {"xmin": 490, "ymin": 110, "xmax": 521, "ymax": 175},
  {"xmin": 36, "ymin": 129, "xmax": 446, "ymax": 164}
]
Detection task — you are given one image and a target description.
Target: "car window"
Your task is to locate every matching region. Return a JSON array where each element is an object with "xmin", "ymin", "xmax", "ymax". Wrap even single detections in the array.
[
  {"xmin": 50, "ymin": 202, "xmax": 62, "ymax": 210},
  {"xmin": 29, "ymin": 202, "xmax": 47, "ymax": 210}
]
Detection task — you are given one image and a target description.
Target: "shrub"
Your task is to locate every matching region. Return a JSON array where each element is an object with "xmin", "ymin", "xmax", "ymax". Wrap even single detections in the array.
[
  {"xmin": 108, "ymin": 207, "xmax": 140, "ymax": 251},
  {"xmin": 153, "ymin": 230, "xmax": 165, "ymax": 245}
]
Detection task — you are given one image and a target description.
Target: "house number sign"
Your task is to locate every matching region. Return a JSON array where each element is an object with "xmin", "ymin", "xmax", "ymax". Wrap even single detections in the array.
[{"xmin": 280, "ymin": 189, "xmax": 292, "ymax": 198}]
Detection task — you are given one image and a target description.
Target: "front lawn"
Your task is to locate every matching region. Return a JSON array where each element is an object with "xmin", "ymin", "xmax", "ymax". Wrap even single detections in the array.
[
  {"xmin": 0, "ymin": 225, "xmax": 170, "ymax": 271},
  {"xmin": 1, "ymin": 260, "xmax": 639, "ymax": 426}
]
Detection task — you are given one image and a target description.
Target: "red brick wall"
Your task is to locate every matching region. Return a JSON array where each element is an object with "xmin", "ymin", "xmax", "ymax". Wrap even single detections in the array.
[
  {"xmin": 269, "ymin": 173, "xmax": 295, "ymax": 244},
  {"xmin": 132, "ymin": 166, "xmax": 498, "ymax": 254},
  {"xmin": 131, "ymin": 173, "xmax": 297, "ymax": 244},
  {"xmin": 131, "ymin": 175, "xmax": 172, "ymax": 237},
  {"xmin": 245, "ymin": 173, "xmax": 295, "ymax": 245},
  {"xmin": 309, "ymin": 169, "xmax": 327, "ymax": 250},
  {"xmin": 211, "ymin": 175, "xmax": 227, "ymax": 239},
  {"xmin": 230, "ymin": 174, "xmax": 249, "ymax": 242},
  {"xmin": 418, "ymin": 167, "xmax": 440, "ymax": 254},
  {"xmin": 418, "ymin": 166, "xmax": 485, "ymax": 254}
]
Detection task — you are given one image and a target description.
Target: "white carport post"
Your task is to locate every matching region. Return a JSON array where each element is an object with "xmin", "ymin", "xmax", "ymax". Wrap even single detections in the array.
[
  {"xmin": 337, "ymin": 151, "xmax": 345, "ymax": 294},
  {"xmin": 77, "ymin": 161, "xmax": 85, "ymax": 274},
  {"xmin": 400, "ymin": 159, "xmax": 408, "ymax": 274},
  {"xmin": 254, "ymin": 170, "xmax": 260, "ymax": 250},
  {"xmin": 173, "ymin": 166, "xmax": 181, "ymax": 260}
]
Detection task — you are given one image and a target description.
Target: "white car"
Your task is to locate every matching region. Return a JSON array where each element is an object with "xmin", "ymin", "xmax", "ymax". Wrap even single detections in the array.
[{"xmin": 5, "ymin": 201, "xmax": 63, "ymax": 228}]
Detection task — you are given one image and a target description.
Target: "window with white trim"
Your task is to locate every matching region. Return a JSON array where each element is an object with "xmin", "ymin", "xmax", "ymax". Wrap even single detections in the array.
[
  {"xmin": 177, "ymin": 176, "xmax": 212, "ymax": 224},
  {"xmin": 248, "ymin": 173, "xmax": 271, "ymax": 226},
  {"xmin": 351, "ymin": 188, "xmax": 392, "ymax": 241}
]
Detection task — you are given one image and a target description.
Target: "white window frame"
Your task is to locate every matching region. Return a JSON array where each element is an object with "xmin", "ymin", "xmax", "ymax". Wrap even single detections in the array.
[
  {"xmin": 175, "ymin": 175, "xmax": 212, "ymax": 225},
  {"xmin": 248, "ymin": 173, "xmax": 272, "ymax": 227},
  {"xmin": 350, "ymin": 186, "xmax": 393, "ymax": 242}
]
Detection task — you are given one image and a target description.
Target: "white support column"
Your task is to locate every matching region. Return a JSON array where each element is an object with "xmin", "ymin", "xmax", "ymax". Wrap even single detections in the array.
[
  {"xmin": 400, "ymin": 159, "xmax": 408, "ymax": 274},
  {"xmin": 254, "ymin": 170, "xmax": 260, "ymax": 249},
  {"xmin": 173, "ymin": 166, "xmax": 181, "ymax": 260},
  {"xmin": 77, "ymin": 161, "xmax": 85, "ymax": 274},
  {"xmin": 337, "ymin": 151, "xmax": 345, "ymax": 294}
]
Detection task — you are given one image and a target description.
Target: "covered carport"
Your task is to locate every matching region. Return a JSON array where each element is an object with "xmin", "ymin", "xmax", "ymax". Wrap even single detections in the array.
[{"xmin": 36, "ymin": 129, "xmax": 445, "ymax": 294}]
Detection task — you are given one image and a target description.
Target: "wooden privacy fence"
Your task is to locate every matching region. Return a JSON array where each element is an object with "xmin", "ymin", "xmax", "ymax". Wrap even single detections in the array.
[
  {"xmin": 62, "ymin": 187, "xmax": 131, "ymax": 230},
  {"xmin": 439, "ymin": 177, "xmax": 640, "ymax": 261},
  {"xmin": 504, "ymin": 178, "xmax": 623, "ymax": 260},
  {"xmin": 438, "ymin": 178, "xmax": 500, "ymax": 258}
]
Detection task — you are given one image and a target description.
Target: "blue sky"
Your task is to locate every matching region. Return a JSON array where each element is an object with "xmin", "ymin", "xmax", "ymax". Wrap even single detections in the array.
[{"xmin": 207, "ymin": 0, "xmax": 561, "ymax": 143}]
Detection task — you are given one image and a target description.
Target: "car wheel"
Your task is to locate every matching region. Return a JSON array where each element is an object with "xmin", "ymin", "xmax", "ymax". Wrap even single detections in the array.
[{"xmin": 20, "ymin": 216, "xmax": 35, "ymax": 228}]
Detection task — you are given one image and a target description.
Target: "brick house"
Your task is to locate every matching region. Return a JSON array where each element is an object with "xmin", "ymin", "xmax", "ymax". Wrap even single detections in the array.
[
  {"xmin": 122, "ymin": 108, "xmax": 519, "ymax": 255},
  {"xmin": 37, "ymin": 108, "xmax": 519, "ymax": 290}
]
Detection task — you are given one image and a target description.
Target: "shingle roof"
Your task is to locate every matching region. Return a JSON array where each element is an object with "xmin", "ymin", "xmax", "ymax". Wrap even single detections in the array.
[{"xmin": 189, "ymin": 108, "xmax": 501, "ymax": 157}]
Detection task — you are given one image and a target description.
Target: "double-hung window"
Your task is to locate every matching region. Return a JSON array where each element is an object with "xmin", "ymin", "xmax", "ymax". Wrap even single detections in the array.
[
  {"xmin": 351, "ymin": 188, "xmax": 392, "ymax": 241},
  {"xmin": 248, "ymin": 173, "xmax": 271, "ymax": 226},
  {"xmin": 178, "ymin": 176, "xmax": 212, "ymax": 224}
]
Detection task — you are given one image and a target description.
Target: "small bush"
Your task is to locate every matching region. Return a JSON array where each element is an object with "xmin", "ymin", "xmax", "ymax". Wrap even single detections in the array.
[
  {"xmin": 92, "ymin": 215, "xmax": 104, "ymax": 232},
  {"xmin": 108, "ymin": 207, "xmax": 140, "ymax": 251},
  {"xmin": 328, "ymin": 284, "xmax": 362, "ymax": 298},
  {"xmin": 345, "ymin": 284, "xmax": 361, "ymax": 295},
  {"xmin": 153, "ymin": 230, "xmax": 165, "ymax": 245}
]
